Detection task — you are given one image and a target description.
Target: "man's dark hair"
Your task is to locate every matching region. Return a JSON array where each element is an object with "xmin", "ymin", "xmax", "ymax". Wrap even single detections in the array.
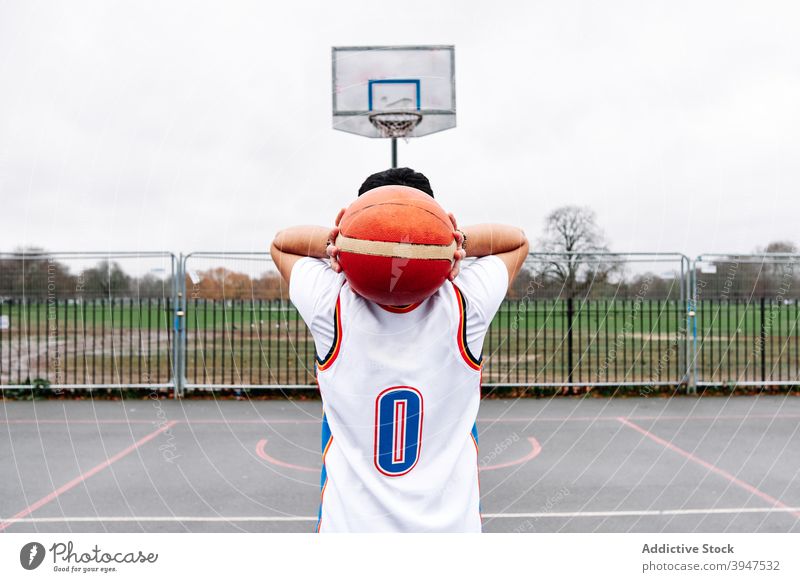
[{"xmin": 358, "ymin": 167, "xmax": 434, "ymax": 198}]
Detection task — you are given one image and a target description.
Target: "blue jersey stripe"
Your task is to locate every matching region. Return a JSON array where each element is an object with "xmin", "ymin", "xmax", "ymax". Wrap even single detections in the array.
[{"xmin": 316, "ymin": 413, "xmax": 332, "ymax": 532}]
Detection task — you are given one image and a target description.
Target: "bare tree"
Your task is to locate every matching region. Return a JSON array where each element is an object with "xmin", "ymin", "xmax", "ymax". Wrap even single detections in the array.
[
  {"xmin": 755, "ymin": 240, "xmax": 799, "ymax": 298},
  {"xmin": 759, "ymin": 241, "xmax": 797, "ymax": 254},
  {"xmin": 534, "ymin": 205, "xmax": 617, "ymax": 298},
  {"xmin": 699, "ymin": 240, "xmax": 800, "ymax": 299},
  {"xmin": 80, "ymin": 260, "xmax": 132, "ymax": 297},
  {"xmin": 0, "ymin": 246, "xmax": 75, "ymax": 298}
]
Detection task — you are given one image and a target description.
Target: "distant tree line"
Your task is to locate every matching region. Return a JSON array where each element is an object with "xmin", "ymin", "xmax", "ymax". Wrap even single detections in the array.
[
  {"xmin": 0, "ymin": 249, "xmax": 286, "ymax": 301},
  {"xmin": 0, "ymin": 253, "xmax": 173, "ymax": 299},
  {"xmin": 3, "ymin": 222, "xmax": 798, "ymax": 302},
  {"xmin": 508, "ymin": 207, "xmax": 798, "ymax": 301},
  {"xmin": 695, "ymin": 242, "xmax": 800, "ymax": 300}
]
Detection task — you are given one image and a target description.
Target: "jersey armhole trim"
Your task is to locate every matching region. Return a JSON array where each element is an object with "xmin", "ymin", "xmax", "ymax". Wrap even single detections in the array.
[
  {"xmin": 316, "ymin": 293, "xmax": 342, "ymax": 371},
  {"xmin": 452, "ymin": 284, "xmax": 483, "ymax": 371}
]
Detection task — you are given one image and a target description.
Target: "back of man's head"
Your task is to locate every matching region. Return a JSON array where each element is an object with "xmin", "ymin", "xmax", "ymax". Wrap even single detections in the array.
[{"xmin": 358, "ymin": 167, "xmax": 434, "ymax": 198}]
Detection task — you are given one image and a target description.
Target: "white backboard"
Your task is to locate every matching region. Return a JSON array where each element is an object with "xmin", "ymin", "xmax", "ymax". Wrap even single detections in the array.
[{"xmin": 332, "ymin": 45, "xmax": 456, "ymax": 138}]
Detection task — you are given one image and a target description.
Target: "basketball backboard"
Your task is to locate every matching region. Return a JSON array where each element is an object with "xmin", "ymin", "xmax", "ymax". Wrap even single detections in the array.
[{"xmin": 332, "ymin": 45, "xmax": 456, "ymax": 139}]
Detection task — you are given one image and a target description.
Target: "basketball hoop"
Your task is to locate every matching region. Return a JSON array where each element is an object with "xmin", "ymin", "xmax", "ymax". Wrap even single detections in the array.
[
  {"xmin": 332, "ymin": 46, "xmax": 455, "ymax": 166},
  {"xmin": 368, "ymin": 111, "xmax": 423, "ymax": 139}
]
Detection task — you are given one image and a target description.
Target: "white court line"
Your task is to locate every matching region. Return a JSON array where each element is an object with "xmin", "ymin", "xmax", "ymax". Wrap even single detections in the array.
[
  {"xmin": 484, "ymin": 507, "xmax": 800, "ymax": 518},
  {"xmin": 3, "ymin": 507, "xmax": 799, "ymax": 523},
  {"xmin": 1, "ymin": 516, "xmax": 317, "ymax": 523},
  {"xmin": 3, "ymin": 413, "xmax": 799, "ymax": 425}
]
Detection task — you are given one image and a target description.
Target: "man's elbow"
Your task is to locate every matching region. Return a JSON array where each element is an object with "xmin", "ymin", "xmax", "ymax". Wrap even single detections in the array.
[
  {"xmin": 271, "ymin": 231, "xmax": 286, "ymax": 252},
  {"xmin": 517, "ymin": 228, "xmax": 529, "ymax": 252}
]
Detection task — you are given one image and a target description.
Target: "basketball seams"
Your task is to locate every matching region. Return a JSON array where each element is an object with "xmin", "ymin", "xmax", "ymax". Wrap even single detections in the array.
[{"xmin": 336, "ymin": 235, "xmax": 457, "ymax": 260}]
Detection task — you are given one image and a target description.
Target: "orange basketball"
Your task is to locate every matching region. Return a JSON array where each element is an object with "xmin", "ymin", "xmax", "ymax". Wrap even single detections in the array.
[{"xmin": 335, "ymin": 185, "xmax": 456, "ymax": 306}]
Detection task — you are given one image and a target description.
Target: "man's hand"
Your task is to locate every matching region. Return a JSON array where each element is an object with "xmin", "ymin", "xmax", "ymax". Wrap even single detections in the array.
[
  {"xmin": 326, "ymin": 226, "xmax": 342, "ymax": 273},
  {"xmin": 325, "ymin": 208, "xmax": 346, "ymax": 273},
  {"xmin": 448, "ymin": 212, "xmax": 467, "ymax": 281}
]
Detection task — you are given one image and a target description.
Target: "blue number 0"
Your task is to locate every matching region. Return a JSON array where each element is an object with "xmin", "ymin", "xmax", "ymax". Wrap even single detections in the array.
[{"xmin": 374, "ymin": 386, "xmax": 424, "ymax": 476}]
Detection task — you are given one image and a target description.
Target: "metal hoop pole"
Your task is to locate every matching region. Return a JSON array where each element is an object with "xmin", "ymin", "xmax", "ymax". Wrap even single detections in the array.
[{"xmin": 391, "ymin": 137, "xmax": 398, "ymax": 168}]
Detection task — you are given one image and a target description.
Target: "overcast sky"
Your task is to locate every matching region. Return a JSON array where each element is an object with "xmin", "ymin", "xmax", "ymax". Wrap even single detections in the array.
[{"xmin": 1, "ymin": 0, "xmax": 798, "ymax": 261}]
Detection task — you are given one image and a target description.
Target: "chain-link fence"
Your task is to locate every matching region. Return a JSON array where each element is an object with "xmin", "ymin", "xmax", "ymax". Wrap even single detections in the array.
[
  {"xmin": 481, "ymin": 253, "xmax": 691, "ymax": 389},
  {"xmin": 692, "ymin": 254, "xmax": 800, "ymax": 388},
  {"xmin": 2, "ymin": 250, "xmax": 798, "ymax": 396},
  {"xmin": 176, "ymin": 252, "xmax": 692, "ymax": 394},
  {"xmin": 0, "ymin": 252, "xmax": 178, "ymax": 392},
  {"xmin": 179, "ymin": 252, "xmax": 313, "ymax": 392}
]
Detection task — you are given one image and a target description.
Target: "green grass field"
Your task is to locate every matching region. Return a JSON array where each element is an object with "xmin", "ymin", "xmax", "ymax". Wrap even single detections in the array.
[
  {"xmin": 7, "ymin": 298, "xmax": 796, "ymax": 335},
  {"xmin": 1, "ymin": 298, "xmax": 797, "ymax": 387}
]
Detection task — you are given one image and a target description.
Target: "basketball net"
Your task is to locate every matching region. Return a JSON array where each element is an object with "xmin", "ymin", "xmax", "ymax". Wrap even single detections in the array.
[{"xmin": 368, "ymin": 111, "xmax": 423, "ymax": 139}]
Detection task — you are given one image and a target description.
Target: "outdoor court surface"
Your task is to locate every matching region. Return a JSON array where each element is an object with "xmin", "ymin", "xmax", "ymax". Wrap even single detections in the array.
[{"xmin": 1, "ymin": 395, "xmax": 798, "ymax": 533}]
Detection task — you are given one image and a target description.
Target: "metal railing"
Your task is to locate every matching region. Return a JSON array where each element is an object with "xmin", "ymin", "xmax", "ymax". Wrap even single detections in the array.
[
  {"xmin": 1, "ymin": 251, "xmax": 798, "ymax": 397},
  {"xmin": 179, "ymin": 252, "xmax": 314, "ymax": 391},
  {"xmin": 172, "ymin": 252, "xmax": 695, "ymax": 393},
  {"xmin": 481, "ymin": 252, "xmax": 692, "ymax": 389},
  {"xmin": 691, "ymin": 254, "xmax": 800, "ymax": 388},
  {"xmin": 0, "ymin": 252, "xmax": 179, "ymax": 393},
  {"xmin": 482, "ymin": 297, "xmax": 689, "ymax": 389}
]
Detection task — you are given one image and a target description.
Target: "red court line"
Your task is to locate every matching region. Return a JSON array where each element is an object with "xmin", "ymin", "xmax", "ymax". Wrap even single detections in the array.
[
  {"xmin": 617, "ymin": 417, "xmax": 800, "ymax": 520},
  {"xmin": 255, "ymin": 439, "xmax": 317, "ymax": 473},
  {"xmin": 0, "ymin": 420, "xmax": 178, "ymax": 532},
  {"xmin": 480, "ymin": 437, "xmax": 542, "ymax": 471}
]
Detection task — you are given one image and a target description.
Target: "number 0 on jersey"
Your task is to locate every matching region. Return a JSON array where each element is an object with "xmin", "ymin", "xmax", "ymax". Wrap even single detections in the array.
[{"xmin": 374, "ymin": 386, "xmax": 424, "ymax": 476}]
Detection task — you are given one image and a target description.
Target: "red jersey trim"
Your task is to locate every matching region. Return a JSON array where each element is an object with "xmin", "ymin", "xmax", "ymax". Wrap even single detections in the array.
[
  {"xmin": 452, "ymin": 284, "xmax": 482, "ymax": 371},
  {"xmin": 316, "ymin": 294, "xmax": 342, "ymax": 372}
]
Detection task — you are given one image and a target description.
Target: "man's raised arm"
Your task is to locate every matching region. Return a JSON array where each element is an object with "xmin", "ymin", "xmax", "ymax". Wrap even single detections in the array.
[
  {"xmin": 270, "ymin": 225, "xmax": 331, "ymax": 284},
  {"xmin": 459, "ymin": 224, "xmax": 529, "ymax": 284}
]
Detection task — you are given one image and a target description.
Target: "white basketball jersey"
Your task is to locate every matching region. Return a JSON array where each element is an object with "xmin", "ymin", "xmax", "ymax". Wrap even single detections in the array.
[{"xmin": 290, "ymin": 256, "xmax": 508, "ymax": 533}]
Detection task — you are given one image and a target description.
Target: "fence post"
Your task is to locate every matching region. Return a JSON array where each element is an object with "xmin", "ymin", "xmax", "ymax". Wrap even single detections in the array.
[
  {"xmin": 180, "ymin": 254, "xmax": 187, "ymax": 398},
  {"xmin": 678, "ymin": 256, "xmax": 687, "ymax": 392},
  {"xmin": 759, "ymin": 296, "xmax": 766, "ymax": 382},
  {"xmin": 171, "ymin": 255, "xmax": 178, "ymax": 398},
  {"xmin": 687, "ymin": 258, "xmax": 698, "ymax": 394},
  {"xmin": 172, "ymin": 254, "xmax": 185, "ymax": 399},
  {"xmin": 566, "ymin": 296, "xmax": 574, "ymax": 385}
]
